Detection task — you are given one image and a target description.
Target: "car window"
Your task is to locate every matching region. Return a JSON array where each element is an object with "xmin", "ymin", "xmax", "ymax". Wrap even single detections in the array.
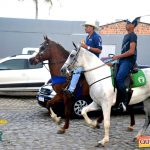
[
  {"xmin": 0, "ymin": 59, "xmax": 27, "ymax": 70},
  {"xmin": 27, "ymin": 50, "xmax": 36, "ymax": 55},
  {"xmin": 0, "ymin": 59, "xmax": 43, "ymax": 70},
  {"xmin": 0, "ymin": 63, "xmax": 8, "ymax": 70}
]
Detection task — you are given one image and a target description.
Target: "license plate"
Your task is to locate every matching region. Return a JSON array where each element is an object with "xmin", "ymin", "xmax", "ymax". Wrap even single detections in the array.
[{"xmin": 38, "ymin": 96, "xmax": 44, "ymax": 102}]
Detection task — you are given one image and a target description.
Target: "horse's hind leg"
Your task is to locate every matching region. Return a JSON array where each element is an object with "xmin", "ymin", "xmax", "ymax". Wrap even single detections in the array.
[
  {"xmin": 97, "ymin": 105, "xmax": 135, "ymax": 131},
  {"xmin": 127, "ymin": 105, "xmax": 135, "ymax": 131},
  {"xmin": 97, "ymin": 114, "xmax": 103, "ymax": 123},
  {"xmin": 134, "ymin": 98, "xmax": 150, "ymax": 141}
]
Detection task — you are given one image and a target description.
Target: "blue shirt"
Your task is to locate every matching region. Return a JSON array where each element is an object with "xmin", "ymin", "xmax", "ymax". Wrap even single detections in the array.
[
  {"xmin": 85, "ymin": 31, "xmax": 102, "ymax": 57},
  {"xmin": 120, "ymin": 32, "xmax": 137, "ymax": 64}
]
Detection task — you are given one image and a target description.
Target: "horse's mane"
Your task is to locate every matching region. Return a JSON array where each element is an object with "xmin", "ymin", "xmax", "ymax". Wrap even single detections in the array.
[{"xmin": 50, "ymin": 40, "xmax": 70, "ymax": 58}]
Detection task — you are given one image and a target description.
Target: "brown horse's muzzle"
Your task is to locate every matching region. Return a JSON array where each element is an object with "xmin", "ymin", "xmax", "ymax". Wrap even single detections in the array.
[{"xmin": 29, "ymin": 57, "xmax": 39, "ymax": 65}]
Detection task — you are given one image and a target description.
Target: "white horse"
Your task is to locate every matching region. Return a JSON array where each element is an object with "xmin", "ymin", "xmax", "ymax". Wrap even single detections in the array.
[{"xmin": 60, "ymin": 46, "xmax": 150, "ymax": 146}]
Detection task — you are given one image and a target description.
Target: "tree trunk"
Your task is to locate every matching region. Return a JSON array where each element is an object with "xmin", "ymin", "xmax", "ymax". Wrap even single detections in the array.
[{"xmin": 33, "ymin": 0, "xmax": 38, "ymax": 19}]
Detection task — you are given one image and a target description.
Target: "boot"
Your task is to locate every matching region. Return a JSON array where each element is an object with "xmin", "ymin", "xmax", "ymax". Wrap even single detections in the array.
[
  {"xmin": 115, "ymin": 91, "xmax": 122, "ymax": 106},
  {"xmin": 117, "ymin": 89, "xmax": 133, "ymax": 112},
  {"xmin": 116, "ymin": 90, "xmax": 129, "ymax": 113},
  {"xmin": 112, "ymin": 91, "xmax": 122, "ymax": 111}
]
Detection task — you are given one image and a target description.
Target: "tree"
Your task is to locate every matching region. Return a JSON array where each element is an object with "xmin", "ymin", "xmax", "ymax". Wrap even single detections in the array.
[{"xmin": 19, "ymin": 0, "xmax": 53, "ymax": 19}]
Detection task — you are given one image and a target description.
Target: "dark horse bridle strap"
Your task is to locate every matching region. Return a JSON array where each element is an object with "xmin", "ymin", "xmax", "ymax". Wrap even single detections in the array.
[
  {"xmin": 89, "ymin": 75, "xmax": 112, "ymax": 87},
  {"xmin": 82, "ymin": 59, "xmax": 113, "ymax": 87}
]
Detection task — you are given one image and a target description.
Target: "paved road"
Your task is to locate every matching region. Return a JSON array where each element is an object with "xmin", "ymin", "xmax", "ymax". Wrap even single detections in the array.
[{"xmin": 0, "ymin": 96, "xmax": 149, "ymax": 150}]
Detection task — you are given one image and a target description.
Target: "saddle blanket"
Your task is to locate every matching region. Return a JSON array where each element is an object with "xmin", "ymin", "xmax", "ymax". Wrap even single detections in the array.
[{"xmin": 111, "ymin": 69, "xmax": 146, "ymax": 88}]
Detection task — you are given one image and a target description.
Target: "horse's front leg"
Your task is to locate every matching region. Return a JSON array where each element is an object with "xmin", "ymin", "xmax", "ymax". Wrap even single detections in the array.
[
  {"xmin": 49, "ymin": 107, "xmax": 61, "ymax": 125},
  {"xmin": 96, "ymin": 103, "xmax": 111, "ymax": 147},
  {"xmin": 57, "ymin": 94, "xmax": 72, "ymax": 134},
  {"xmin": 46, "ymin": 95, "xmax": 62, "ymax": 125},
  {"xmin": 82, "ymin": 102, "xmax": 101, "ymax": 128}
]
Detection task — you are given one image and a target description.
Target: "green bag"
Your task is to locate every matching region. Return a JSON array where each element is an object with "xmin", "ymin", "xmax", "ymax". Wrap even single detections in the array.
[
  {"xmin": 131, "ymin": 69, "xmax": 146, "ymax": 88},
  {"xmin": 111, "ymin": 68, "xmax": 147, "ymax": 88}
]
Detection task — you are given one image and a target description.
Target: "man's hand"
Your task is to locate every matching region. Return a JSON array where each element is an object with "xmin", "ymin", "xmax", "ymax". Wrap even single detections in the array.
[
  {"xmin": 81, "ymin": 43, "xmax": 88, "ymax": 49},
  {"xmin": 81, "ymin": 39, "xmax": 85, "ymax": 44},
  {"xmin": 80, "ymin": 39, "xmax": 88, "ymax": 49},
  {"xmin": 112, "ymin": 55, "xmax": 120, "ymax": 60}
]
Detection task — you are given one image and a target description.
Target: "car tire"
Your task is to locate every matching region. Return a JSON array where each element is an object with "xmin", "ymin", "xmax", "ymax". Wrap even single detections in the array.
[{"xmin": 72, "ymin": 97, "xmax": 91, "ymax": 119}]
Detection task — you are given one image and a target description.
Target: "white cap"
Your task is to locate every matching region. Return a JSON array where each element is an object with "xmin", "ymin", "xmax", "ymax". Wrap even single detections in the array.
[{"xmin": 82, "ymin": 20, "xmax": 99, "ymax": 30}]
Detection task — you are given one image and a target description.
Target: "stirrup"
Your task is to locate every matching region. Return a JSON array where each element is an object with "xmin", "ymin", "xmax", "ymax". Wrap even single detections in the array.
[
  {"xmin": 62, "ymin": 89, "xmax": 74, "ymax": 97},
  {"xmin": 118, "ymin": 102, "xmax": 127, "ymax": 112}
]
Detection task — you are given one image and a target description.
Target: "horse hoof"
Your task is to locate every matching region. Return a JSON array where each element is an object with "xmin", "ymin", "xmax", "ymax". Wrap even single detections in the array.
[
  {"xmin": 57, "ymin": 118, "xmax": 62, "ymax": 125},
  {"xmin": 96, "ymin": 124, "xmax": 100, "ymax": 129},
  {"xmin": 133, "ymin": 136, "xmax": 139, "ymax": 142},
  {"xmin": 57, "ymin": 128, "xmax": 65, "ymax": 134},
  {"xmin": 127, "ymin": 126, "xmax": 134, "ymax": 131},
  {"xmin": 95, "ymin": 142, "xmax": 104, "ymax": 147},
  {"xmin": 91, "ymin": 124, "xmax": 100, "ymax": 129},
  {"xmin": 133, "ymin": 137, "xmax": 136, "ymax": 142},
  {"xmin": 55, "ymin": 117, "xmax": 62, "ymax": 125},
  {"xmin": 91, "ymin": 121, "xmax": 100, "ymax": 129}
]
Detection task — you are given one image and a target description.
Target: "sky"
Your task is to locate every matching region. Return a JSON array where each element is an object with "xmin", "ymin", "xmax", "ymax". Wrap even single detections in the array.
[{"xmin": 0, "ymin": 0, "xmax": 150, "ymax": 25}]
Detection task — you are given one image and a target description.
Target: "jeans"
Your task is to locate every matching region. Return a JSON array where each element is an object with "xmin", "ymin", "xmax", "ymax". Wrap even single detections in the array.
[
  {"xmin": 68, "ymin": 67, "xmax": 83, "ymax": 92},
  {"xmin": 116, "ymin": 60, "xmax": 134, "ymax": 94}
]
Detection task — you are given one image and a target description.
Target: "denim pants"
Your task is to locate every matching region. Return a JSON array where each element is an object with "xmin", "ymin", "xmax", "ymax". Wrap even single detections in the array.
[
  {"xmin": 116, "ymin": 60, "xmax": 134, "ymax": 93},
  {"xmin": 68, "ymin": 67, "xmax": 83, "ymax": 92}
]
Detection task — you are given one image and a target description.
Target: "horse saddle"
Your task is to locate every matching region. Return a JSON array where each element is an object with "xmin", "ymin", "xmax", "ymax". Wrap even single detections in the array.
[{"xmin": 111, "ymin": 64, "xmax": 147, "ymax": 89}]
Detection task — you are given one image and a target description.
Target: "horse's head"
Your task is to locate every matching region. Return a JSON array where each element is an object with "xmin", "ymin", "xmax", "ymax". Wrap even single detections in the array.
[
  {"xmin": 29, "ymin": 36, "xmax": 52, "ymax": 65},
  {"xmin": 61, "ymin": 44, "xmax": 82, "ymax": 75},
  {"xmin": 39, "ymin": 36, "xmax": 50, "ymax": 53}
]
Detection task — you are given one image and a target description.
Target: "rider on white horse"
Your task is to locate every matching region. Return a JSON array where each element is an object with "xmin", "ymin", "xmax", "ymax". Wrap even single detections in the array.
[
  {"xmin": 112, "ymin": 17, "xmax": 141, "ymax": 112},
  {"xmin": 61, "ymin": 42, "xmax": 150, "ymax": 146},
  {"xmin": 63, "ymin": 20, "xmax": 102, "ymax": 95}
]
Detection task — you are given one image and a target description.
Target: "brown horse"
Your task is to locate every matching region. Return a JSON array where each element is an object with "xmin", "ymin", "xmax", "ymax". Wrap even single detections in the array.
[
  {"xmin": 29, "ymin": 36, "xmax": 90, "ymax": 134},
  {"xmin": 29, "ymin": 36, "xmax": 136, "ymax": 133}
]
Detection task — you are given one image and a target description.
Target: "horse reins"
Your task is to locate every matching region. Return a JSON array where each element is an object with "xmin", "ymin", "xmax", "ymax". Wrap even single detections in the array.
[
  {"xmin": 66, "ymin": 46, "xmax": 115, "ymax": 87},
  {"xmin": 83, "ymin": 59, "xmax": 114, "ymax": 73},
  {"xmin": 83, "ymin": 59, "xmax": 114, "ymax": 87}
]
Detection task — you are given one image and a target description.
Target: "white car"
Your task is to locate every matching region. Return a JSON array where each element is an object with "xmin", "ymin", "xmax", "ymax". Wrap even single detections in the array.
[
  {"xmin": 0, "ymin": 54, "xmax": 50, "ymax": 96},
  {"xmin": 22, "ymin": 47, "xmax": 39, "ymax": 55}
]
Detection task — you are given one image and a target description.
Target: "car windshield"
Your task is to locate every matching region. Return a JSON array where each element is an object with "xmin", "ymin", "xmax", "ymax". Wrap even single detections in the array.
[{"xmin": 0, "ymin": 59, "xmax": 43, "ymax": 70}]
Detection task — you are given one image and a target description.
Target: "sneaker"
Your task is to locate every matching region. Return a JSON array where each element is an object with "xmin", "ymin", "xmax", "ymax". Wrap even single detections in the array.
[{"xmin": 117, "ymin": 102, "xmax": 127, "ymax": 112}]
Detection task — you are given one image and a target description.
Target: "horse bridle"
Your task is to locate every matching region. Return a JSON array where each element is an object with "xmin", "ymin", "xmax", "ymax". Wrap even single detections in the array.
[
  {"xmin": 39, "ymin": 41, "xmax": 66, "ymax": 66},
  {"xmin": 65, "ymin": 46, "xmax": 81, "ymax": 71}
]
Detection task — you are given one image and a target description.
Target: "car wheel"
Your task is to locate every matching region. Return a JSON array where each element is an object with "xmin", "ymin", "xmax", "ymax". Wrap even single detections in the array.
[{"xmin": 72, "ymin": 98, "xmax": 90, "ymax": 118}]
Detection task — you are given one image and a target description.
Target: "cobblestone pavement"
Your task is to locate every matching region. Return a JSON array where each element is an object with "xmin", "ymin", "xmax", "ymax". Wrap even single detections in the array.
[{"xmin": 0, "ymin": 96, "xmax": 149, "ymax": 150}]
